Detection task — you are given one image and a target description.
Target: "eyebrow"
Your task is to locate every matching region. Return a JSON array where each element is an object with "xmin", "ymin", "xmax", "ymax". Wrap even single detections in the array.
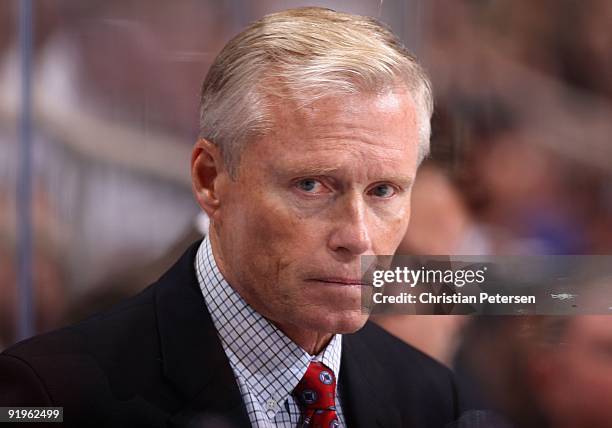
[
  {"xmin": 274, "ymin": 164, "xmax": 414, "ymax": 188},
  {"xmin": 286, "ymin": 165, "xmax": 343, "ymax": 176}
]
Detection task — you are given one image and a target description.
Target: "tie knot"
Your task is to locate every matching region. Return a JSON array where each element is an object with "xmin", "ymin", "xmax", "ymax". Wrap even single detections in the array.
[{"xmin": 294, "ymin": 361, "xmax": 337, "ymax": 411}]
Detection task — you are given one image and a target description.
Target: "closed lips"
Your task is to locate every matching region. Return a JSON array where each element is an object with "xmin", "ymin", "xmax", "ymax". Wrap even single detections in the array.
[{"xmin": 310, "ymin": 278, "xmax": 366, "ymax": 286}]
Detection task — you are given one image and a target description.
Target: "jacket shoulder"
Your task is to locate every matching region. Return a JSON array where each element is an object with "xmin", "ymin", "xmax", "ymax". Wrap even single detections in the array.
[
  {"xmin": 346, "ymin": 321, "xmax": 460, "ymax": 424},
  {"xmin": 0, "ymin": 284, "xmax": 170, "ymax": 425},
  {"xmin": 0, "ymin": 353, "xmax": 53, "ymax": 406},
  {"xmin": 354, "ymin": 321, "xmax": 456, "ymax": 381}
]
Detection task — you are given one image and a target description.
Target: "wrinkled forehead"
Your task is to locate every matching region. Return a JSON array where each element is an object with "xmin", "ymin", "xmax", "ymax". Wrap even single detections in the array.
[
  {"xmin": 265, "ymin": 87, "xmax": 418, "ymax": 139},
  {"xmin": 239, "ymin": 89, "xmax": 420, "ymax": 181}
]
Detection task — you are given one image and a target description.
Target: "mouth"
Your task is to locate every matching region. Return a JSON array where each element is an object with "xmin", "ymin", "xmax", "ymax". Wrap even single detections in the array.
[{"xmin": 308, "ymin": 278, "xmax": 369, "ymax": 287}]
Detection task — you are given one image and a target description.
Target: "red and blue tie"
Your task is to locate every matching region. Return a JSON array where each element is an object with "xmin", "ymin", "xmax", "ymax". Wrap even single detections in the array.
[{"xmin": 293, "ymin": 361, "xmax": 339, "ymax": 428}]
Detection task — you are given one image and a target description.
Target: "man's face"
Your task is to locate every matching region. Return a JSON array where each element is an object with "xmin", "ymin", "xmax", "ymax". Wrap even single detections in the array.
[
  {"xmin": 210, "ymin": 89, "xmax": 419, "ymax": 335},
  {"xmin": 543, "ymin": 316, "xmax": 612, "ymax": 428}
]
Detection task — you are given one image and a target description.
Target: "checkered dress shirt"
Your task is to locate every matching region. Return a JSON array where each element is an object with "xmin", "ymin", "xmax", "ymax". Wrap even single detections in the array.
[{"xmin": 195, "ymin": 237, "xmax": 346, "ymax": 428}]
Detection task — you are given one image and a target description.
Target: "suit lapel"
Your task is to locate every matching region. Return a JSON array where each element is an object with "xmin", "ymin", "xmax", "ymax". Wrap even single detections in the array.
[
  {"xmin": 153, "ymin": 242, "xmax": 403, "ymax": 428},
  {"xmin": 154, "ymin": 240, "xmax": 250, "ymax": 428},
  {"xmin": 340, "ymin": 323, "xmax": 402, "ymax": 428}
]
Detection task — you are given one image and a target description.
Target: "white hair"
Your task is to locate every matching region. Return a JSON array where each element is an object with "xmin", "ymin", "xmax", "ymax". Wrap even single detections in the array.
[{"xmin": 199, "ymin": 7, "xmax": 433, "ymax": 175}]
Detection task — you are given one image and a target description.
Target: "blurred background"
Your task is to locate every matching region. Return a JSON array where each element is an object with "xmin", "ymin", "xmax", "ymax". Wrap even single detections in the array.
[{"xmin": 1, "ymin": 0, "xmax": 611, "ymax": 425}]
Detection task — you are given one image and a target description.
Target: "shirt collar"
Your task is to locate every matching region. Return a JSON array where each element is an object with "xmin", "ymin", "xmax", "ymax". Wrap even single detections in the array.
[{"xmin": 194, "ymin": 237, "xmax": 342, "ymax": 414}]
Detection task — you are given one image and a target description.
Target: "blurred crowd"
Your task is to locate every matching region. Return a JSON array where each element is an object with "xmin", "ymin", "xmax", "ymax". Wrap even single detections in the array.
[{"xmin": 1, "ymin": 1, "xmax": 611, "ymax": 427}]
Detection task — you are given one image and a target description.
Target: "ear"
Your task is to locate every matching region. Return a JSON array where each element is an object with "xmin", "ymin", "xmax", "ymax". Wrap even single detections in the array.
[{"xmin": 191, "ymin": 138, "xmax": 226, "ymax": 218}]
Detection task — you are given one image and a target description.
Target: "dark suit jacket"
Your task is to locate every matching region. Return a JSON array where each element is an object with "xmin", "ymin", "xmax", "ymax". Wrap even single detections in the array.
[{"xmin": 0, "ymin": 241, "xmax": 460, "ymax": 427}]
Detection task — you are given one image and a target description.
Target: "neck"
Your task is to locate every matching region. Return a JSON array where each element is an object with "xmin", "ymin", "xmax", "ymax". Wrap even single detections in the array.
[{"xmin": 272, "ymin": 321, "xmax": 334, "ymax": 355}]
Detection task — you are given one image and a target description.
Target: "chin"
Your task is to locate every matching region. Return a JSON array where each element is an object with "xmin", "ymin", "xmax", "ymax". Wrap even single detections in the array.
[{"xmin": 303, "ymin": 310, "xmax": 370, "ymax": 335}]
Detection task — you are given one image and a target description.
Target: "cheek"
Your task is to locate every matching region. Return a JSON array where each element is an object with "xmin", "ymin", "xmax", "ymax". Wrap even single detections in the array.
[
  {"xmin": 372, "ymin": 201, "xmax": 412, "ymax": 254},
  {"xmin": 224, "ymin": 192, "xmax": 308, "ymax": 282}
]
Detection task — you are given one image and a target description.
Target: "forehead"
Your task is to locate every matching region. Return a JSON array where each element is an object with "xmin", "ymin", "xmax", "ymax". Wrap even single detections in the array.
[
  {"xmin": 270, "ymin": 88, "xmax": 416, "ymax": 135},
  {"xmin": 250, "ymin": 90, "xmax": 419, "ymax": 174}
]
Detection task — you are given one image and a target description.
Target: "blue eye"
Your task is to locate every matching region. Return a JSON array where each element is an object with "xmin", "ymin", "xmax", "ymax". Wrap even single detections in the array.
[
  {"xmin": 296, "ymin": 178, "xmax": 325, "ymax": 193},
  {"xmin": 370, "ymin": 184, "xmax": 396, "ymax": 198},
  {"xmin": 298, "ymin": 179, "xmax": 317, "ymax": 192}
]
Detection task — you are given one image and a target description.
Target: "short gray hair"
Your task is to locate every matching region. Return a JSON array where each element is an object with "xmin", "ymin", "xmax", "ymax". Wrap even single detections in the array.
[{"xmin": 199, "ymin": 7, "xmax": 433, "ymax": 175}]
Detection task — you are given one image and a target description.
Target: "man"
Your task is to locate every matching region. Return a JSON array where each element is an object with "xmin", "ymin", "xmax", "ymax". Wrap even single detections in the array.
[
  {"xmin": 0, "ymin": 8, "xmax": 460, "ymax": 427},
  {"xmin": 456, "ymin": 313, "xmax": 612, "ymax": 428}
]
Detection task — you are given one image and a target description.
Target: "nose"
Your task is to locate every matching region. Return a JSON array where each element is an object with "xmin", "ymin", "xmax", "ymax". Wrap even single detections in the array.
[{"xmin": 327, "ymin": 193, "xmax": 372, "ymax": 258}]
